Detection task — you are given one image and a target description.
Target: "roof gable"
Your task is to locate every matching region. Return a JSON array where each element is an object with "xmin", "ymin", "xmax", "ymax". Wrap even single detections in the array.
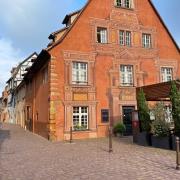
[{"xmin": 47, "ymin": 0, "xmax": 179, "ymax": 53}]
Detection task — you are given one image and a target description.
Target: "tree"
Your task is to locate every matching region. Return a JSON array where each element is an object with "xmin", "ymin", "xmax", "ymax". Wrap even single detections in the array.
[
  {"xmin": 137, "ymin": 88, "xmax": 151, "ymax": 132},
  {"xmin": 170, "ymin": 81, "xmax": 180, "ymax": 135}
]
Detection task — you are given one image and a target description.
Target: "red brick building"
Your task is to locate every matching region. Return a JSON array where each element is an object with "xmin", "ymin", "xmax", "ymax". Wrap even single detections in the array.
[{"xmin": 24, "ymin": 0, "xmax": 180, "ymax": 141}]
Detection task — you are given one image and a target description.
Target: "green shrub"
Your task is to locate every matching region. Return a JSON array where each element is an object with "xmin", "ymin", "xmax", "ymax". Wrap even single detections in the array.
[
  {"xmin": 151, "ymin": 102, "xmax": 170, "ymax": 137},
  {"xmin": 170, "ymin": 81, "xmax": 180, "ymax": 134},
  {"xmin": 137, "ymin": 88, "xmax": 151, "ymax": 132},
  {"xmin": 113, "ymin": 122, "xmax": 126, "ymax": 135},
  {"xmin": 152, "ymin": 119, "xmax": 170, "ymax": 137}
]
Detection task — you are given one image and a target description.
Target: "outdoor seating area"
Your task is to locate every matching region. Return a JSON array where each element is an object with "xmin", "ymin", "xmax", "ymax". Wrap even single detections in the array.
[{"xmin": 135, "ymin": 80, "xmax": 180, "ymax": 150}]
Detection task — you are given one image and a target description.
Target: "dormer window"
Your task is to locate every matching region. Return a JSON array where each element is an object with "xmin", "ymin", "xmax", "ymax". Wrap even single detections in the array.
[{"xmin": 115, "ymin": 0, "xmax": 133, "ymax": 9}]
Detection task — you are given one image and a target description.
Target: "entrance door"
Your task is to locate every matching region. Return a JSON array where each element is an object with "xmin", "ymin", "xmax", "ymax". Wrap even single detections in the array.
[{"xmin": 122, "ymin": 106, "xmax": 135, "ymax": 136}]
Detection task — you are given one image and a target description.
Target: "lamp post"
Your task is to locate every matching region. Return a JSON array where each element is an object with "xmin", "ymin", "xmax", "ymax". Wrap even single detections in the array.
[
  {"xmin": 70, "ymin": 126, "xmax": 73, "ymax": 143},
  {"xmin": 176, "ymin": 137, "xmax": 180, "ymax": 170},
  {"xmin": 109, "ymin": 126, "xmax": 113, "ymax": 153}
]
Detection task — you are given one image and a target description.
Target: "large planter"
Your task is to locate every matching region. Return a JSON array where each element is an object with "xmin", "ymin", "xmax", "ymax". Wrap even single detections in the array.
[
  {"xmin": 136, "ymin": 132, "xmax": 152, "ymax": 146},
  {"xmin": 151, "ymin": 136, "xmax": 170, "ymax": 150}
]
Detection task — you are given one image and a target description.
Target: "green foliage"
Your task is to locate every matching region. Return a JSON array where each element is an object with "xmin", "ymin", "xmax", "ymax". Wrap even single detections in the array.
[
  {"xmin": 151, "ymin": 102, "xmax": 170, "ymax": 137},
  {"xmin": 74, "ymin": 124, "xmax": 87, "ymax": 131},
  {"xmin": 137, "ymin": 89, "xmax": 151, "ymax": 132},
  {"xmin": 113, "ymin": 122, "xmax": 126, "ymax": 135},
  {"xmin": 170, "ymin": 81, "xmax": 180, "ymax": 134}
]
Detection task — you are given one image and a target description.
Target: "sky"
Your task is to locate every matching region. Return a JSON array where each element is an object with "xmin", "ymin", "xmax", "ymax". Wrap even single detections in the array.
[{"xmin": 0, "ymin": 0, "xmax": 179, "ymax": 93}]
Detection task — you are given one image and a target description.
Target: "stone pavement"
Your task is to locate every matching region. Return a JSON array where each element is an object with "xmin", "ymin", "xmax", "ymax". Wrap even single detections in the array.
[{"xmin": 0, "ymin": 123, "xmax": 180, "ymax": 180}]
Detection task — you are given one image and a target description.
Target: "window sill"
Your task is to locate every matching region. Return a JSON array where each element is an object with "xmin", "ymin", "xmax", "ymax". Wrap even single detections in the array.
[
  {"xmin": 72, "ymin": 129, "xmax": 91, "ymax": 133},
  {"xmin": 71, "ymin": 84, "xmax": 91, "ymax": 88},
  {"xmin": 119, "ymin": 45, "xmax": 132, "ymax": 48},
  {"xmin": 119, "ymin": 85, "xmax": 135, "ymax": 88},
  {"xmin": 96, "ymin": 42, "xmax": 109, "ymax": 45},
  {"xmin": 114, "ymin": 6, "xmax": 134, "ymax": 11},
  {"xmin": 142, "ymin": 47, "xmax": 153, "ymax": 49}
]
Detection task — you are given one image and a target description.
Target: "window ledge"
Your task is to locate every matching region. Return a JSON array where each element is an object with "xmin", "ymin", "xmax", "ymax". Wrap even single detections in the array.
[
  {"xmin": 72, "ymin": 129, "xmax": 93, "ymax": 133},
  {"xmin": 119, "ymin": 85, "xmax": 136, "ymax": 88},
  {"xmin": 71, "ymin": 84, "xmax": 91, "ymax": 88},
  {"xmin": 114, "ymin": 6, "xmax": 134, "ymax": 11},
  {"xmin": 96, "ymin": 42, "xmax": 109, "ymax": 45}
]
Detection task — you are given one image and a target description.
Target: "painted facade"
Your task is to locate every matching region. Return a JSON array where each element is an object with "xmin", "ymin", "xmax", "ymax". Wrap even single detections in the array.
[
  {"xmin": 22, "ymin": 0, "xmax": 180, "ymax": 141},
  {"xmin": 5, "ymin": 52, "xmax": 38, "ymax": 125},
  {"xmin": 0, "ymin": 87, "xmax": 8, "ymax": 122}
]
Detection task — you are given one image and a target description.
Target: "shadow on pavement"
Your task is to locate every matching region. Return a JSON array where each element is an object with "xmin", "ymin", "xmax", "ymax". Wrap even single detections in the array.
[{"xmin": 0, "ymin": 123, "xmax": 10, "ymax": 152}]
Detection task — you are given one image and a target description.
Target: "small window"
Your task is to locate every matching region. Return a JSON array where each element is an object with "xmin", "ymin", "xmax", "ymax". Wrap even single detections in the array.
[
  {"xmin": 161, "ymin": 67, "xmax": 173, "ymax": 82},
  {"xmin": 120, "ymin": 65, "xmax": 133, "ymax": 86},
  {"xmin": 72, "ymin": 62, "xmax": 88, "ymax": 85},
  {"xmin": 142, "ymin": 33, "xmax": 151, "ymax": 48},
  {"xmin": 101, "ymin": 109, "xmax": 109, "ymax": 123},
  {"xmin": 116, "ymin": 0, "xmax": 132, "ymax": 9},
  {"xmin": 119, "ymin": 30, "xmax": 131, "ymax": 46},
  {"xmin": 97, "ymin": 27, "xmax": 108, "ymax": 43}
]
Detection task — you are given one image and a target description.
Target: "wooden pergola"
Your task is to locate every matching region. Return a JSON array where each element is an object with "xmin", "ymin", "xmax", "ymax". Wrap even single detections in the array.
[{"xmin": 136, "ymin": 81, "xmax": 180, "ymax": 101}]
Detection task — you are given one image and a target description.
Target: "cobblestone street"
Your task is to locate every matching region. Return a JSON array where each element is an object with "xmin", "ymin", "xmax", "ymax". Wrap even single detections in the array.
[{"xmin": 0, "ymin": 123, "xmax": 180, "ymax": 180}]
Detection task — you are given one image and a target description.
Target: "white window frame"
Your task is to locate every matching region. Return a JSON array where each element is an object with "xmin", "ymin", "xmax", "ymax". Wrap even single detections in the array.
[
  {"xmin": 142, "ymin": 33, "xmax": 151, "ymax": 48},
  {"xmin": 161, "ymin": 67, "xmax": 173, "ymax": 82},
  {"xmin": 125, "ymin": 31, "xmax": 131, "ymax": 46},
  {"xmin": 119, "ymin": 30, "xmax": 125, "ymax": 45},
  {"xmin": 73, "ymin": 107, "xmax": 88, "ymax": 130},
  {"xmin": 72, "ymin": 62, "xmax": 88, "ymax": 85},
  {"xmin": 119, "ymin": 30, "xmax": 131, "ymax": 46},
  {"xmin": 120, "ymin": 65, "xmax": 133, "ymax": 86},
  {"xmin": 97, "ymin": 27, "xmax": 108, "ymax": 44},
  {"xmin": 116, "ymin": 0, "xmax": 132, "ymax": 9}
]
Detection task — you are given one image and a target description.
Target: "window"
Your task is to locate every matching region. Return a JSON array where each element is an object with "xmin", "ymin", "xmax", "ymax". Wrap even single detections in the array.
[
  {"xmin": 119, "ymin": 30, "xmax": 131, "ymax": 46},
  {"xmin": 101, "ymin": 109, "xmax": 109, "ymax": 123},
  {"xmin": 73, "ymin": 107, "xmax": 88, "ymax": 130},
  {"xmin": 126, "ymin": 31, "xmax": 131, "ymax": 46},
  {"xmin": 72, "ymin": 62, "xmax": 88, "ymax": 85},
  {"xmin": 161, "ymin": 67, "xmax": 173, "ymax": 82},
  {"xmin": 97, "ymin": 27, "xmax": 108, "ymax": 43},
  {"xmin": 120, "ymin": 65, "xmax": 133, "ymax": 86},
  {"xmin": 119, "ymin": 31, "xmax": 124, "ymax": 45},
  {"xmin": 116, "ymin": 0, "xmax": 132, "ymax": 9},
  {"xmin": 142, "ymin": 33, "xmax": 151, "ymax": 48},
  {"xmin": 42, "ymin": 67, "xmax": 48, "ymax": 84}
]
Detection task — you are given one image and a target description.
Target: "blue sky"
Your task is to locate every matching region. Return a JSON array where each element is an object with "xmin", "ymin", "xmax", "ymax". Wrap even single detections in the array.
[{"xmin": 0, "ymin": 0, "xmax": 179, "ymax": 93}]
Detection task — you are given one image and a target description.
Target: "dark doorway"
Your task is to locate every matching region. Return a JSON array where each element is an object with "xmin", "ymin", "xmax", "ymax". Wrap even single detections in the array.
[{"xmin": 122, "ymin": 106, "xmax": 135, "ymax": 136}]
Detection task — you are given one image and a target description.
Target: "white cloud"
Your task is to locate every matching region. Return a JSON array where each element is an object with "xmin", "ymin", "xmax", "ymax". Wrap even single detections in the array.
[
  {"xmin": 0, "ymin": 0, "xmax": 83, "ymax": 95},
  {"xmin": 0, "ymin": 0, "xmax": 76, "ymax": 53},
  {"xmin": 0, "ymin": 37, "xmax": 24, "ymax": 93}
]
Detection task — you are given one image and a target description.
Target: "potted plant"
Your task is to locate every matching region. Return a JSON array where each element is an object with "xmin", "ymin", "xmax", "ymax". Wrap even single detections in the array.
[
  {"xmin": 151, "ymin": 102, "xmax": 171, "ymax": 149},
  {"xmin": 137, "ymin": 89, "xmax": 151, "ymax": 146},
  {"xmin": 74, "ymin": 124, "xmax": 87, "ymax": 131},
  {"xmin": 113, "ymin": 122, "xmax": 126, "ymax": 137}
]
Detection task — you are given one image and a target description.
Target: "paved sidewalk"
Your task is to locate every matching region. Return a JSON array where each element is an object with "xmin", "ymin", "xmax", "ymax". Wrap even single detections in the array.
[{"xmin": 0, "ymin": 123, "xmax": 180, "ymax": 180}]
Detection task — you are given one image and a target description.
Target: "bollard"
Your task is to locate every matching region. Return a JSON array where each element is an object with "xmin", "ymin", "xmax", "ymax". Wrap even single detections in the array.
[
  {"xmin": 70, "ymin": 126, "xmax": 73, "ymax": 143},
  {"xmin": 176, "ymin": 137, "xmax": 180, "ymax": 170},
  {"xmin": 109, "ymin": 126, "xmax": 113, "ymax": 153}
]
